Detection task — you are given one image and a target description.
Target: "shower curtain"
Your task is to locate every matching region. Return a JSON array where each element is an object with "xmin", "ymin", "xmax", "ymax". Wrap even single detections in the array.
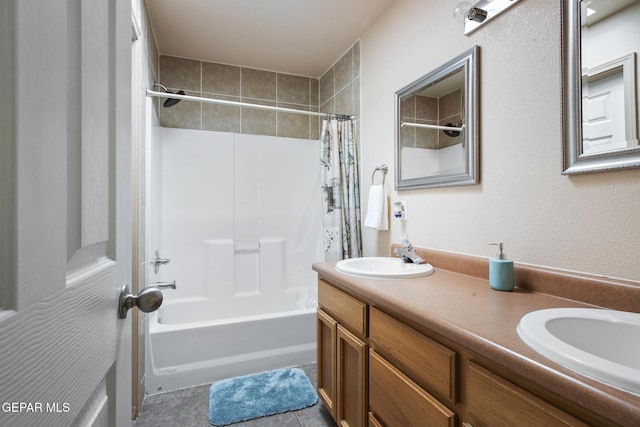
[{"xmin": 320, "ymin": 118, "xmax": 362, "ymax": 261}]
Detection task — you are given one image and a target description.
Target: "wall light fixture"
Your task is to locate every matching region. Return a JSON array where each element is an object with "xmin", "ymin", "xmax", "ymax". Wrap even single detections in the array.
[{"xmin": 454, "ymin": 0, "xmax": 524, "ymax": 35}]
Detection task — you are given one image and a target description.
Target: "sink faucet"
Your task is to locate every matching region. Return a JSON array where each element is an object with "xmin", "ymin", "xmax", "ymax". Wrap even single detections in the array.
[{"xmin": 393, "ymin": 235, "xmax": 426, "ymax": 264}]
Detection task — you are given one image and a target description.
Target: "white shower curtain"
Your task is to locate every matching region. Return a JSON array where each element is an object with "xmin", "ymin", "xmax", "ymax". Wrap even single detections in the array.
[{"xmin": 320, "ymin": 118, "xmax": 362, "ymax": 261}]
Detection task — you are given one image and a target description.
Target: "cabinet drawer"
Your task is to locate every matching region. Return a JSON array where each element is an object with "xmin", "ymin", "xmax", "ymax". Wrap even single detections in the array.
[
  {"xmin": 369, "ymin": 307, "xmax": 456, "ymax": 401},
  {"xmin": 318, "ymin": 280, "xmax": 367, "ymax": 336},
  {"xmin": 467, "ymin": 362, "xmax": 588, "ymax": 427},
  {"xmin": 369, "ymin": 350, "xmax": 456, "ymax": 427}
]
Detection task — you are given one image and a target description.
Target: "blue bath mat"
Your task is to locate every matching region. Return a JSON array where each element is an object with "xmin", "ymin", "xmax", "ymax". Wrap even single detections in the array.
[{"xmin": 208, "ymin": 367, "xmax": 318, "ymax": 426}]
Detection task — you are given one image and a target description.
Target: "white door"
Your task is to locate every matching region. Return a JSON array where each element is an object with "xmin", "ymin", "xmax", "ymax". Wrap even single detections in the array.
[{"xmin": 0, "ymin": 1, "xmax": 133, "ymax": 426}]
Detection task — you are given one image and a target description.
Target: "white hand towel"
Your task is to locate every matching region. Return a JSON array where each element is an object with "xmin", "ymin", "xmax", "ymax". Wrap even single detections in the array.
[{"xmin": 364, "ymin": 184, "xmax": 388, "ymax": 230}]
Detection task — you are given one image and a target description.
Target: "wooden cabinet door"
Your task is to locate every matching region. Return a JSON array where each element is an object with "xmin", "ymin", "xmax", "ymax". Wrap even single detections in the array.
[
  {"xmin": 337, "ymin": 324, "xmax": 368, "ymax": 427},
  {"xmin": 317, "ymin": 309, "xmax": 337, "ymax": 420}
]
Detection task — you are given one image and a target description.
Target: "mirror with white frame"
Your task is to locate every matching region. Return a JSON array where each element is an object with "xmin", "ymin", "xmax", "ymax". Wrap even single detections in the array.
[
  {"xmin": 395, "ymin": 46, "xmax": 479, "ymax": 190},
  {"xmin": 562, "ymin": 0, "xmax": 640, "ymax": 174}
]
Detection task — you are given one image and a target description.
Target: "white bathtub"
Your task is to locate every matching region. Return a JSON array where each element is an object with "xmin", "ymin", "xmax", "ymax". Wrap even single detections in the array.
[
  {"xmin": 145, "ymin": 299, "xmax": 317, "ymax": 394},
  {"xmin": 146, "ymin": 129, "xmax": 323, "ymax": 394}
]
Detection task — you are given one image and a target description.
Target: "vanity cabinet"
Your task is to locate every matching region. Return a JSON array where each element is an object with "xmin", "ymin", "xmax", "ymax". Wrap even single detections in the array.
[
  {"xmin": 368, "ymin": 306, "xmax": 456, "ymax": 427},
  {"xmin": 369, "ymin": 350, "xmax": 455, "ymax": 427},
  {"xmin": 317, "ymin": 280, "xmax": 368, "ymax": 427},
  {"xmin": 317, "ymin": 309, "xmax": 337, "ymax": 418},
  {"xmin": 466, "ymin": 362, "xmax": 588, "ymax": 427},
  {"xmin": 369, "ymin": 307, "xmax": 456, "ymax": 402},
  {"xmin": 336, "ymin": 325, "xmax": 367, "ymax": 427},
  {"xmin": 317, "ymin": 278, "xmax": 607, "ymax": 427}
]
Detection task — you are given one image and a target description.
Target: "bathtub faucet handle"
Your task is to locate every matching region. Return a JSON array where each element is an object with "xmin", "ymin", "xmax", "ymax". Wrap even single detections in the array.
[
  {"xmin": 151, "ymin": 250, "xmax": 171, "ymax": 274},
  {"xmin": 148, "ymin": 281, "xmax": 177, "ymax": 290}
]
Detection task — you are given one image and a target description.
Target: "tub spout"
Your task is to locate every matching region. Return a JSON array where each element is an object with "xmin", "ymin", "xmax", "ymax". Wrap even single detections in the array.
[{"xmin": 148, "ymin": 281, "xmax": 177, "ymax": 290}]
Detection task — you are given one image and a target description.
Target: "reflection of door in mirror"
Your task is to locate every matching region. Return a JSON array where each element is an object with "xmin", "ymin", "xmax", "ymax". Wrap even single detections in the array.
[
  {"xmin": 400, "ymin": 69, "xmax": 465, "ymax": 179},
  {"xmin": 581, "ymin": 0, "xmax": 639, "ymax": 154},
  {"xmin": 583, "ymin": 68, "xmax": 626, "ymax": 154}
]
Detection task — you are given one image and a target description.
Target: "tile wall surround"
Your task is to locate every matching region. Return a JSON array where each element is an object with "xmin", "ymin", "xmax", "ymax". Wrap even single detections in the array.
[
  {"xmin": 155, "ymin": 42, "xmax": 360, "ymax": 141},
  {"xmin": 319, "ymin": 42, "xmax": 361, "ymax": 120}
]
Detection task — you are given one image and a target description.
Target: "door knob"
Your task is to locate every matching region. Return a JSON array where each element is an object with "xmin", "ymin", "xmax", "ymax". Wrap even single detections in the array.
[{"xmin": 118, "ymin": 285, "xmax": 163, "ymax": 319}]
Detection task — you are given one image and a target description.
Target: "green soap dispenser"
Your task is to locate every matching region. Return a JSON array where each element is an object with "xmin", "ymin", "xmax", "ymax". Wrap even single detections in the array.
[{"xmin": 488, "ymin": 243, "xmax": 514, "ymax": 291}]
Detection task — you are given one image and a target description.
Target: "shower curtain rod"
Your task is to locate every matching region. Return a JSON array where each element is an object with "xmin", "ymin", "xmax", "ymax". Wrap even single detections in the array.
[{"xmin": 146, "ymin": 89, "xmax": 355, "ymax": 120}]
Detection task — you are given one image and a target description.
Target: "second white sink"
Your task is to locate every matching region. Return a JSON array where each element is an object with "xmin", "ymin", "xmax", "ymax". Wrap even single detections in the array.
[
  {"xmin": 335, "ymin": 257, "xmax": 434, "ymax": 279},
  {"xmin": 517, "ymin": 308, "xmax": 640, "ymax": 395}
]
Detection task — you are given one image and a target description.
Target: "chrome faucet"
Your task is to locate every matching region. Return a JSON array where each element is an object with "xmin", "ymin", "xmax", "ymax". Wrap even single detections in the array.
[
  {"xmin": 148, "ymin": 281, "xmax": 177, "ymax": 290},
  {"xmin": 393, "ymin": 235, "xmax": 426, "ymax": 264}
]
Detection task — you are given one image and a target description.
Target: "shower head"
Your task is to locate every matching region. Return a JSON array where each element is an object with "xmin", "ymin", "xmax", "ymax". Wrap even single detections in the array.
[
  {"xmin": 163, "ymin": 90, "xmax": 185, "ymax": 108},
  {"xmin": 153, "ymin": 82, "xmax": 184, "ymax": 108}
]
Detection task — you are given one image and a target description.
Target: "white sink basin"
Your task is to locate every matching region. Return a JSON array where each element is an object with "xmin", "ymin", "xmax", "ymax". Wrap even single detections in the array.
[
  {"xmin": 335, "ymin": 257, "xmax": 434, "ymax": 279},
  {"xmin": 517, "ymin": 308, "xmax": 640, "ymax": 395}
]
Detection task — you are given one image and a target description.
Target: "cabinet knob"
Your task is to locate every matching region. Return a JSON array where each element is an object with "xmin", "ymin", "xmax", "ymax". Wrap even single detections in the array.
[{"xmin": 462, "ymin": 423, "xmax": 475, "ymax": 427}]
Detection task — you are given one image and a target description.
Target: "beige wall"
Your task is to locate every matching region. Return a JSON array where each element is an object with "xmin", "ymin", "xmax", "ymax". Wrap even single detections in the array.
[{"xmin": 360, "ymin": 0, "xmax": 640, "ymax": 281}]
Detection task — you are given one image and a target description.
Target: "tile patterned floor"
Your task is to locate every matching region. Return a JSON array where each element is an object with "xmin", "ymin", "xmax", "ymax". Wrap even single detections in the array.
[{"xmin": 134, "ymin": 364, "xmax": 337, "ymax": 427}]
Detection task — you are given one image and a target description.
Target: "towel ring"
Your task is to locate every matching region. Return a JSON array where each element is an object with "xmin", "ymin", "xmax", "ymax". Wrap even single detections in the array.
[{"xmin": 372, "ymin": 164, "xmax": 388, "ymax": 185}]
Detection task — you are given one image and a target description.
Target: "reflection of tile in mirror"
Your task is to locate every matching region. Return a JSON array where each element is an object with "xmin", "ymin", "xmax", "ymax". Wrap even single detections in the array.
[
  {"xmin": 401, "ymin": 95, "xmax": 416, "ymax": 118},
  {"xmin": 416, "ymin": 96, "xmax": 437, "ymax": 121},
  {"xmin": 440, "ymin": 89, "xmax": 462, "ymax": 120},
  {"xmin": 401, "ymin": 125, "xmax": 416, "ymax": 148},
  {"xmin": 416, "ymin": 128, "xmax": 438, "ymax": 149}
]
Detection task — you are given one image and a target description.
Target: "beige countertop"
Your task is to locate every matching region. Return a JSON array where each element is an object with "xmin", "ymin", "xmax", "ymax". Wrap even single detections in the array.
[{"xmin": 313, "ymin": 260, "xmax": 640, "ymax": 426}]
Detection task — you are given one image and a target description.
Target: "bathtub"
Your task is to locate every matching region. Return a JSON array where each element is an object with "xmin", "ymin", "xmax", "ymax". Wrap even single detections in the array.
[
  {"xmin": 146, "ymin": 129, "xmax": 323, "ymax": 394},
  {"xmin": 145, "ymin": 299, "xmax": 317, "ymax": 394}
]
